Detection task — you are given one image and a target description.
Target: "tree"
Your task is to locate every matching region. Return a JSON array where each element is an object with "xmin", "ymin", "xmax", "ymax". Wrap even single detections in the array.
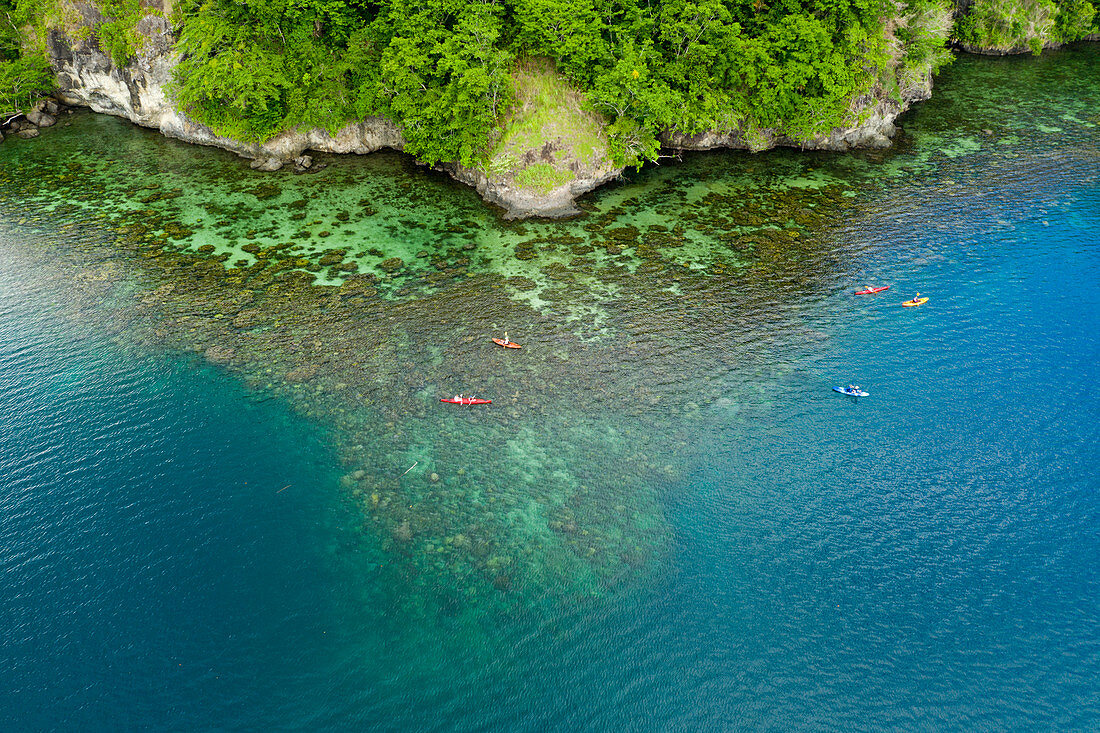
[{"xmin": 0, "ymin": 0, "xmax": 53, "ymax": 115}]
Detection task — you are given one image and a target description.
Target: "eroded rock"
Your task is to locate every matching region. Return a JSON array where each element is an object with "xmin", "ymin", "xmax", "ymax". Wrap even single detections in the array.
[{"xmin": 250, "ymin": 157, "xmax": 283, "ymax": 172}]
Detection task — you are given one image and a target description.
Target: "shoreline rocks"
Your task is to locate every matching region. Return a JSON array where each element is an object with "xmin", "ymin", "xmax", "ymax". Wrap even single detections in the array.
[
  {"xmin": 444, "ymin": 162, "xmax": 625, "ymax": 220},
  {"xmin": 1, "ymin": 97, "xmax": 66, "ymax": 143},
  {"xmin": 26, "ymin": 108, "xmax": 57, "ymax": 128}
]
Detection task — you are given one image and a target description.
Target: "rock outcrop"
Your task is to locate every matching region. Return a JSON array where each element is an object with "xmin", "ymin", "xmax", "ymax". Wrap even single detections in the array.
[
  {"xmin": 660, "ymin": 86, "xmax": 929, "ymax": 153},
  {"xmin": 1, "ymin": 97, "xmax": 63, "ymax": 142},
  {"xmin": 460, "ymin": 59, "xmax": 628, "ymax": 219},
  {"xmin": 445, "ymin": 162, "xmax": 624, "ymax": 220}
]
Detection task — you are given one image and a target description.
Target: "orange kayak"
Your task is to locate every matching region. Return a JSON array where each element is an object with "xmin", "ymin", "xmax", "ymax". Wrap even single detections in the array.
[
  {"xmin": 902, "ymin": 297, "xmax": 928, "ymax": 307},
  {"xmin": 492, "ymin": 338, "xmax": 522, "ymax": 349}
]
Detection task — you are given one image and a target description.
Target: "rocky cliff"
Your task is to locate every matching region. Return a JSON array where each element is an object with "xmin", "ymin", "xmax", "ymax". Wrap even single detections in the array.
[
  {"xmin": 44, "ymin": 16, "xmax": 631, "ymax": 218},
  {"xmin": 659, "ymin": 89, "xmax": 928, "ymax": 153},
  {"xmin": 47, "ymin": 22, "xmax": 404, "ymax": 170}
]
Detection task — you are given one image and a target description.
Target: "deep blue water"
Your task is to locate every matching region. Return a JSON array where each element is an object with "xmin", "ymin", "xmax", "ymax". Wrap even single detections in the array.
[
  {"xmin": 396, "ymin": 144, "xmax": 1100, "ymax": 731},
  {"xmin": 642, "ymin": 162, "xmax": 1100, "ymax": 728},
  {"xmin": 3, "ymin": 56, "xmax": 1100, "ymax": 730},
  {"xmin": 0, "ymin": 254, "xmax": 364, "ymax": 729}
]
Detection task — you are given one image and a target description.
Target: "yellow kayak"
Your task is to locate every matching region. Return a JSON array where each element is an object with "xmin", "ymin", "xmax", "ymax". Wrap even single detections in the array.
[{"xmin": 903, "ymin": 297, "xmax": 928, "ymax": 307}]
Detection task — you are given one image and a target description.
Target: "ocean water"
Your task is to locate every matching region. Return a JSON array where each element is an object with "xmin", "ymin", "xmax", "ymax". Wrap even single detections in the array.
[{"xmin": 1, "ymin": 45, "xmax": 1099, "ymax": 729}]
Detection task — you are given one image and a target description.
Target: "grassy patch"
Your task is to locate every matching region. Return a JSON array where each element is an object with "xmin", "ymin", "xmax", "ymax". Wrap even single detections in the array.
[{"xmin": 513, "ymin": 162, "xmax": 575, "ymax": 194}]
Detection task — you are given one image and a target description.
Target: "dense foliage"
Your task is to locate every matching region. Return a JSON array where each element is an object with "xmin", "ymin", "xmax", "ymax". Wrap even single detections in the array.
[
  {"xmin": 0, "ymin": 0, "xmax": 52, "ymax": 115},
  {"xmin": 168, "ymin": 0, "xmax": 947, "ymax": 166},
  {"xmin": 89, "ymin": 0, "xmax": 149, "ymax": 66},
  {"xmin": 955, "ymin": 0, "xmax": 1098, "ymax": 53},
  {"xmin": 11, "ymin": 0, "xmax": 1095, "ymax": 163},
  {"xmin": 169, "ymin": 0, "xmax": 515, "ymax": 163}
]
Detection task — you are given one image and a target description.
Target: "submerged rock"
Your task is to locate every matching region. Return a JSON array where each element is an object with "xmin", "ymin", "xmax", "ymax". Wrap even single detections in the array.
[
  {"xmin": 204, "ymin": 344, "xmax": 235, "ymax": 364},
  {"xmin": 293, "ymin": 154, "xmax": 313, "ymax": 171},
  {"xmin": 232, "ymin": 309, "xmax": 261, "ymax": 329},
  {"xmin": 378, "ymin": 257, "xmax": 404, "ymax": 273},
  {"xmin": 285, "ymin": 364, "xmax": 319, "ymax": 382},
  {"xmin": 250, "ymin": 157, "xmax": 283, "ymax": 172},
  {"xmin": 392, "ymin": 520, "xmax": 413, "ymax": 543}
]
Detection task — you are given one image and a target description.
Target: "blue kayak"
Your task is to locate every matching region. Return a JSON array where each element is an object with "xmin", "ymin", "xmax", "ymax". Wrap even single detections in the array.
[{"xmin": 833, "ymin": 386, "xmax": 869, "ymax": 397}]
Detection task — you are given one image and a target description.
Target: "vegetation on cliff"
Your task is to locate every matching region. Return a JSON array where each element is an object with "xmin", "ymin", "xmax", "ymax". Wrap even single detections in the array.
[
  {"xmin": 481, "ymin": 58, "xmax": 611, "ymax": 194},
  {"xmin": 162, "ymin": 0, "xmax": 964, "ymax": 169},
  {"xmin": 955, "ymin": 0, "xmax": 1098, "ymax": 53},
  {"xmin": 5, "ymin": 0, "xmax": 1097, "ymax": 162},
  {"xmin": 0, "ymin": 0, "xmax": 52, "ymax": 114}
]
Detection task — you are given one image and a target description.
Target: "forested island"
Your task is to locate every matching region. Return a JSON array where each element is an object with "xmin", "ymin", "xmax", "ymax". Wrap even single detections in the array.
[{"xmin": 2, "ymin": 0, "xmax": 1097, "ymax": 215}]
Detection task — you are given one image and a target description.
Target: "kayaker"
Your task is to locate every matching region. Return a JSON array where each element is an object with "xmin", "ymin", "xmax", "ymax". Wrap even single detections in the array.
[{"xmin": 503, "ymin": 331, "xmax": 509, "ymax": 345}]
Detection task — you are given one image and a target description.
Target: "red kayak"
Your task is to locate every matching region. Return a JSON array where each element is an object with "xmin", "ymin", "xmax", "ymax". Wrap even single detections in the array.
[
  {"xmin": 440, "ymin": 397, "xmax": 491, "ymax": 405},
  {"xmin": 492, "ymin": 337, "xmax": 522, "ymax": 349},
  {"xmin": 854, "ymin": 285, "xmax": 890, "ymax": 295}
]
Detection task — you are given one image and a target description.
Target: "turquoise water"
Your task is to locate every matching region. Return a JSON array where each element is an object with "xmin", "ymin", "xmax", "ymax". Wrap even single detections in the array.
[
  {"xmin": 0, "ymin": 251, "xmax": 357, "ymax": 728},
  {"xmin": 2, "ymin": 46, "xmax": 1099, "ymax": 728}
]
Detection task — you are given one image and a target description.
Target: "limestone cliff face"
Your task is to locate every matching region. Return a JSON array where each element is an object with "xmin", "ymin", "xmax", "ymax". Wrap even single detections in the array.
[
  {"xmin": 47, "ymin": 23, "xmax": 403, "ymax": 168},
  {"xmin": 660, "ymin": 8, "xmax": 940, "ymax": 155},
  {"xmin": 659, "ymin": 91, "xmax": 924, "ymax": 153},
  {"xmin": 958, "ymin": 35, "xmax": 1100, "ymax": 54},
  {"xmin": 949, "ymin": 0, "xmax": 1100, "ymax": 55}
]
